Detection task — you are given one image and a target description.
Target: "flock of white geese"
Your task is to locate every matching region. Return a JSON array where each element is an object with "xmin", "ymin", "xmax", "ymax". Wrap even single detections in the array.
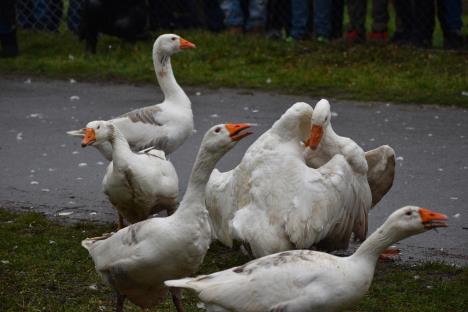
[{"xmin": 67, "ymin": 34, "xmax": 449, "ymax": 312}]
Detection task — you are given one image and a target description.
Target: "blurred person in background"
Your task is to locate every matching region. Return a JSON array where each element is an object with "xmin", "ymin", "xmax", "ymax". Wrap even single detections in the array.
[
  {"xmin": 393, "ymin": 0, "xmax": 463, "ymax": 49},
  {"xmin": 0, "ymin": 0, "xmax": 18, "ymax": 57},
  {"xmin": 16, "ymin": 0, "xmax": 63, "ymax": 32},
  {"xmin": 290, "ymin": 0, "xmax": 310, "ymax": 40},
  {"xmin": 79, "ymin": 0, "xmax": 148, "ymax": 53},
  {"xmin": 67, "ymin": 0, "xmax": 81, "ymax": 34},
  {"xmin": 313, "ymin": 0, "xmax": 344, "ymax": 42},
  {"xmin": 345, "ymin": 0, "xmax": 389, "ymax": 43},
  {"xmin": 221, "ymin": 0, "xmax": 267, "ymax": 34},
  {"xmin": 437, "ymin": 0, "xmax": 464, "ymax": 49}
]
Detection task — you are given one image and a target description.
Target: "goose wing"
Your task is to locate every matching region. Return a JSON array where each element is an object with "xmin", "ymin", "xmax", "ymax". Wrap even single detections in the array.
[{"xmin": 365, "ymin": 145, "xmax": 395, "ymax": 207}]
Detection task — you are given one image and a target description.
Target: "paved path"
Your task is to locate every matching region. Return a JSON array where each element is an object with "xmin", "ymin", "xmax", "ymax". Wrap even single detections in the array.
[{"xmin": 1, "ymin": 77, "xmax": 467, "ymax": 265}]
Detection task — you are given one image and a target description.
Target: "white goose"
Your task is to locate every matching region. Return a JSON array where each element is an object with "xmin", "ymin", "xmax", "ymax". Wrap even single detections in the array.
[
  {"xmin": 81, "ymin": 123, "xmax": 252, "ymax": 312},
  {"xmin": 166, "ymin": 206, "xmax": 448, "ymax": 312},
  {"xmin": 81, "ymin": 120, "xmax": 179, "ymax": 228},
  {"xmin": 206, "ymin": 102, "xmax": 369, "ymax": 258},
  {"xmin": 304, "ymin": 99, "xmax": 395, "ymax": 207},
  {"xmin": 68, "ymin": 34, "xmax": 196, "ymax": 161}
]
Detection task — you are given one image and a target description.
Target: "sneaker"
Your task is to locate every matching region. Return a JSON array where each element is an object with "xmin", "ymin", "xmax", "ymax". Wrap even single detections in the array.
[
  {"xmin": 316, "ymin": 36, "xmax": 329, "ymax": 43},
  {"xmin": 227, "ymin": 27, "xmax": 243, "ymax": 35},
  {"xmin": 368, "ymin": 31, "xmax": 388, "ymax": 42},
  {"xmin": 345, "ymin": 30, "xmax": 365, "ymax": 43},
  {"xmin": 443, "ymin": 31, "xmax": 463, "ymax": 50}
]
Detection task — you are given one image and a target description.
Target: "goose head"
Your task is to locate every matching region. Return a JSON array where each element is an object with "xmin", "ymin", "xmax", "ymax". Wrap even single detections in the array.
[
  {"xmin": 273, "ymin": 102, "xmax": 313, "ymax": 142},
  {"xmin": 80, "ymin": 120, "xmax": 113, "ymax": 148},
  {"xmin": 383, "ymin": 206, "xmax": 448, "ymax": 241},
  {"xmin": 308, "ymin": 99, "xmax": 331, "ymax": 150},
  {"xmin": 153, "ymin": 34, "xmax": 196, "ymax": 57},
  {"xmin": 202, "ymin": 123, "xmax": 252, "ymax": 154}
]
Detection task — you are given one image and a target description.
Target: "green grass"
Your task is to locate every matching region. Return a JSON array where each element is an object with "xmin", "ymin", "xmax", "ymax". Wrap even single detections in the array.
[
  {"xmin": 0, "ymin": 209, "xmax": 467, "ymax": 311},
  {"xmin": 0, "ymin": 29, "xmax": 467, "ymax": 107}
]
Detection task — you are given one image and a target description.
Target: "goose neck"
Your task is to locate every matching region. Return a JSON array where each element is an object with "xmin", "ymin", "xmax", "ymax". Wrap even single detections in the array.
[
  {"xmin": 322, "ymin": 124, "xmax": 340, "ymax": 145},
  {"xmin": 351, "ymin": 222, "xmax": 401, "ymax": 264},
  {"xmin": 108, "ymin": 125, "xmax": 133, "ymax": 167},
  {"xmin": 153, "ymin": 49, "xmax": 189, "ymax": 105},
  {"xmin": 177, "ymin": 146, "xmax": 224, "ymax": 214}
]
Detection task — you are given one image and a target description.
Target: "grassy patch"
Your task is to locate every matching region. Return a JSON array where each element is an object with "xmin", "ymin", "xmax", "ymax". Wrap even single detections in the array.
[
  {"xmin": 0, "ymin": 209, "xmax": 467, "ymax": 311},
  {"xmin": 0, "ymin": 30, "xmax": 467, "ymax": 107}
]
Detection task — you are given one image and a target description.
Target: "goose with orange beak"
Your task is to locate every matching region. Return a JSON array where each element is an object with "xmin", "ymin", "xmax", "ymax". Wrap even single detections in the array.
[
  {"xmin": 67, "ymin": 34, "xmax": 196, "ymax": 161},
  {"xmin": 206, "ymin": 102, "xmax": 374, "ymax": 257},
  {"xmin": 305, "ymin": 99, "xmax": 396, "ymax": 208},
  {"xmin": 80, "ymin": 120, "xmax": 179, "ymax": 229},
  {"xmin": 165, "ymin": 206, "xmax": 448, "ymax": 312},
  {"xmin": 81, "ymin": 123, "xmax": 251, "ymax": 312}
]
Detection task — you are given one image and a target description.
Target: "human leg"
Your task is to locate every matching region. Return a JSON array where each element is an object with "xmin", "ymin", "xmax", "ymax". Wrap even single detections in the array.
[
  {"xmin": 221, "ymin": 0, "xmax": 244, "ymax": 30},
  {"xmin": 313, "ymin": 0, "xmax": 331, "ymax": 39},
  {"xmin": 290, "ymin": 0, "xmax": 310, "ymax": 39},
  {"xmin": 0, "ymin": 0, "xmax": 18, "ymax": 57},
  {"xmin": 437, "ymin": 0, "xmax": 463, "ymax": 49},
  {"xmin": 246, "ymin": 0, "xmax": 267, "ymax": 32},
  {"xmin": 346, "ymin": 0, "xmax": 366, "ymax": 42}
]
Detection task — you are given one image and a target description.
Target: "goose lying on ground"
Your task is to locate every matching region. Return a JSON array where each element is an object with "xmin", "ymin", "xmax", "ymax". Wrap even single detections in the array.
[
  {"xmin": 82, "ymin": 123, "xmax": 252, "ymax": 312},
  {"xmin": 68, "ymin": 34, "xmax": 196, "ymax": 161},
  {"xmin": 81, "ymin": 120, "xmax": 178, "ymax": 228},
  {"xmin": 165, "ymin": 206, "xmax": 448, "ymax": 312},
  {"xmin": 304, "ymin": 99, "xmax": 395, "ymax": 207},
  {"xmin": 206, "ymin": 102, "xmax": 369, "ymax": 257}
]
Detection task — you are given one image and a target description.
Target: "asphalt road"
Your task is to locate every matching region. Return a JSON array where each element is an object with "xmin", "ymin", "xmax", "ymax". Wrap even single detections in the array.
[{"xmin": 1, "ymin": 77, "xmax": 467, "ymax": 265}]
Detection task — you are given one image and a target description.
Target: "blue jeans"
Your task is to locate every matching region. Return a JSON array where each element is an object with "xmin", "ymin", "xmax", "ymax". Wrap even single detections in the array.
[
  {"xmin": 221, "ymin": 0, "xmax": 266, "ymax": 30},
  {"xmin": 67, "ymin": 0, "xmax": 81, "ymax": 33},
  {"xmin": 314, "ymin": 0, "xmax": 331, "ymax": 38},
  {"xmin": 290, "ymin": 0, "xmax": 309, "ymax": 39},
  {"xmin": 437, "ymin": 0, "xmax": 462, "ymax": 34}
]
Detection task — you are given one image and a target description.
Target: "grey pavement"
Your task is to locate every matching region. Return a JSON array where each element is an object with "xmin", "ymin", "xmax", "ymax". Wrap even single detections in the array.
[{"xmin": 1, "ymin": 76, "xmax": 467, "ymax": 266}]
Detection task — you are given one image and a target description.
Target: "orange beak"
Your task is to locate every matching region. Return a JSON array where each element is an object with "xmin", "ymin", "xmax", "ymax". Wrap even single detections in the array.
[
  {"xmin": 225, "ymin": 123, "xmax": 252, "ymax": 141},
  {"xmin": 418, "ymin": 208, "xmax": 448, "ymax": 229},
  {"xmin": 308, "ymin": 125, "xmax": 323, "ymax": 150},
  {"xmin": 81, "ymin": 128, "xmax": 96, "ymax": 147},
  {"xmin": 179, "ymin": 37, "xmax": 196, "ymax": 49}
]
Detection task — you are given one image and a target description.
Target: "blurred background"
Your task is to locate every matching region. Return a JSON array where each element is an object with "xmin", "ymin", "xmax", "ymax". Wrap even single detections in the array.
[{"xmin": 1, "ymin": 0, "xmax": 468, "ymax": 58}]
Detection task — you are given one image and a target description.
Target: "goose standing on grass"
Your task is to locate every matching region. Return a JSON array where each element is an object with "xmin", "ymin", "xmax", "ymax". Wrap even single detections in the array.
[
  {"xmin": 81, "ymin": 120, "xmax": 179, "ymax": 229},
  {"xmin": 165, "ymin": 206, "xmax": 448, "ymax": 312},
  {"xmin": 81, "ymin": 123, "xmax": 252, "ymax": 312},
  {"xmin": 206, "ymin": 102, "xmax": 369, "ymax": 258},
  {"xmin": 68, "ymin": 34, "xmax": 196, "ymax": 161},
  {"xmin": 304, "ymin": 99, "xmax": 395, "ymax": 207}
]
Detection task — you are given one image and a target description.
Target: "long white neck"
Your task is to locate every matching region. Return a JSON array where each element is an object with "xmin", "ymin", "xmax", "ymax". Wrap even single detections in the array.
[
  {"xmin": 176, "ymin": 145, "xmax": 226, "ymax": 216},
  {"xmin": 350, "ymin": 221, "xmax": 407, "ymax": 264},
  {"xmin": 322, "ymin": 123, "xmax": 341, "ymax": 147},
  {"xmin": 94, "ymin": 142, "xmax": 113, "ymax": 161},
  {"xmin": 107, "ymin": 125, "xmax": 134, "ymax": 170},
  {"xmin": 153, "ymin": 47, "xmax": 190, "ymax": 106}
]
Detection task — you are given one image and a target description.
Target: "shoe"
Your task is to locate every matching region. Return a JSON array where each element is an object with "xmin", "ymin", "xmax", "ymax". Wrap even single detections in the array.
[
  {"xmin": 249, "ymin": 26, "xmax": 264, "ymax": 35},
  {"xmin": 345, "ymin": 30, "xmax": 365, "ymax": 43},
  {"xmin": 266, "ymin": 29, "xmax": 281, "ymax": 40},
  {"xmin": 368, "ymin": 31, "xmax": 388, "ymax": 43},
  {"xmin": 227, "ymin": 27, "xmax": 243, "ymax": 35},
  {"xmin": 443, "ymin": 31, "xmax": 463, "ymax": 50},
  {"xmin": 316, "ymin": 36, "xmax": 328, "ymax": 43},
  {"xmin": 0, "ymin": 31, "xmax": 19, "ymax": 58},
  {"xmin": 391, "ymin": 31, "xmax": 412, "ymax": 46}
]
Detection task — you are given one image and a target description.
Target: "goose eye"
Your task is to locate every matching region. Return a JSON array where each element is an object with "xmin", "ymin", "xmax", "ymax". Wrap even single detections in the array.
[
  {"xmin": 214, "ymin": 127, "xmax": 221, "ymax": 133},
  {"xmin": 405, "ymin": 211, "xmax": 412, "ymax": 216},
  {"xmin": 97, "ymin": 125, "xmax": 100, "ymax": 130},
  {"xmin": 171, "ymin": 37, "xmax": 176, "ymax": 41}
]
